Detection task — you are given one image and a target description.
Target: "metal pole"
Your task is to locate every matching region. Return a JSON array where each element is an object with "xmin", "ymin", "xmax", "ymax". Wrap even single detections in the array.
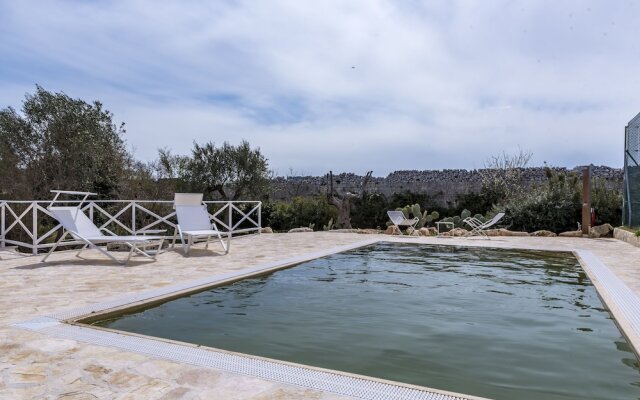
[
  {"xmin": 624, "ymin": 125, "xmax": 632, "ymax": 226},
  {"xmin": 258, "ymin": 202, "xmax": 262, "ymax": 233}
]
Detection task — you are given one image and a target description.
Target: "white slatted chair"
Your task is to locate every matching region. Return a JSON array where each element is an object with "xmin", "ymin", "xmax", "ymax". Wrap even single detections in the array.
[
  {"xmin": 387, "ymin": 210, "xmax": 419, "ymax": 235},
  {"xmin": 172, "ymin": 193, "xmax": 229, "ymax": 255},
  {"xmin": 463, "ymin": 212, "xmax": 506, "ymax": 239},
  {"xmin": 42, "ymin": 191, "xmax": 164, "ymax": 265}
]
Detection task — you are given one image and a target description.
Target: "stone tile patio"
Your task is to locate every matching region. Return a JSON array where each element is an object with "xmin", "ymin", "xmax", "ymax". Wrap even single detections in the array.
[{"xmin": 1, "ymin": 232, "xmax": 639, "ymax": 399}]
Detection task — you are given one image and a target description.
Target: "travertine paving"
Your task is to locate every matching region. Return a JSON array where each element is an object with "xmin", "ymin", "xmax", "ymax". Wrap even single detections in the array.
[{"xmin": 1, "ymin": 232, "xmax": 639, "ymax": 399}]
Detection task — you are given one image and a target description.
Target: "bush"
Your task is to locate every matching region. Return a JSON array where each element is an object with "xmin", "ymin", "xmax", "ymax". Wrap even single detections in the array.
[
  {"xmin": 262, "ymin": 170, "xmax": 623, "ymax": 234},
  {"xmin": 495, "ymin": 169, "xmax": 623, "ymax": 233},
  {"xmin": 592, "ymin": 178, "xmax": 622, "ymax": 226},
  {"xmin": 262, "ymin": 196, "xmax": 336, "ymax": 231},
  {"xmin": 497, "ymin": 170, "xmax": 580, "ymax": 232},
  {"xmin": 351, "ymin": 192, "xmax": 443, "ymax": 229},
  {"xmin": 351, "ymin": 193, "xmax": 390, "ymax": 229}
]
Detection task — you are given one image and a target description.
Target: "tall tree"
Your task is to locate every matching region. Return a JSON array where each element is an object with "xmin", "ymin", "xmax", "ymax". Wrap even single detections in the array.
[
  {"xmin": 478, "ymin": 148, "xmax": 533, "ymax": 205},
  {"xmin": 182, "ymin": 140, "xmax": 271, "ymax": 200},
  {"xmin": 0, "ymin": 85, "xmax": 131, "ymax": 199},
  {"xmin": 326, "ymin": 171, "xmax": 372, "ymax": 229}
]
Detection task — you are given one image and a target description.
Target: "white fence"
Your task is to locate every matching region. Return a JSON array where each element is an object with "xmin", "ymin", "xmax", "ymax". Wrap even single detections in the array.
[{"xmin": 0, "ymin": 200, "xmax": 261, "ymax": 255}]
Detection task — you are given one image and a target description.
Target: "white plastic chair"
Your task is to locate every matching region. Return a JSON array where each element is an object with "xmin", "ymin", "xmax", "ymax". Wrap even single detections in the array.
[
  {"xmin": 463, "ymin": 212, "xmax": 506, "ymax": 239},
  {"xmin": 42, "ymin": 191, "xmax": 164, "ymax": 265},
  {"xmin": 387, "ymin": 210, "xmax": 419, "ymax": 235},
  {"xmin": 172, "ymin": 193, "xmax": 229, "ymax": 255}
]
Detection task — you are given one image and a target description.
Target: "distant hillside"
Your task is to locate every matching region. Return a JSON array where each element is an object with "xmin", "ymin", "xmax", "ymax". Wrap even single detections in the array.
[{"xmin": 272, "ymin": 166, "xmax": 622, "ymax": 207}]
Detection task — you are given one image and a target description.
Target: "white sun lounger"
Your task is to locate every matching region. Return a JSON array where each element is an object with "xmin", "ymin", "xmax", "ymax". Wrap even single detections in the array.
[
  {"xmin": 463, "ymin": 212, "xmax": 506, "ymax": 239},
  {"xmin": 42, "ymin": 191, "xmax": 164, "ymax": 265},
  {"xmin": 387, "ymin": 210, "xmax": 420, "ymax": 235},
  {"xmin": 172, "ymin": 193, "xmax": 229, "ymax": 255}
]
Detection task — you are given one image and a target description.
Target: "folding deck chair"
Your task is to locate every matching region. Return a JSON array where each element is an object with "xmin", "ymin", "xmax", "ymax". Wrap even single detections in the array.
[
  {"xmin": 387, "ymin": 210, "xmax": 420, "ymax": 235},
  {"xmin": 171, "ymin": 193, "xmax": 229, "ymax": 255},
  {"xmin": 463, "ymin": 212, "xmax": 506, "ymax": 239},
  {"xmin": 42, "ymin": 191, "xmax": 164, "ymax": 265}
]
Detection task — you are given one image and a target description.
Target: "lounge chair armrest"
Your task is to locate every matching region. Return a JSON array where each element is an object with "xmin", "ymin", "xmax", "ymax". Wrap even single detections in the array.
[{"xmin": 463, "ymin": 217, "xmax": 483, "ymax": 227}]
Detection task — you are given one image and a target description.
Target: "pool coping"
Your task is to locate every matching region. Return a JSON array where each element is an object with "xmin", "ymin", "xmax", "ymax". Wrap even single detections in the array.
[{"xmin": 12, "ymin": 237, "xmax": 640, "ymax": 400}]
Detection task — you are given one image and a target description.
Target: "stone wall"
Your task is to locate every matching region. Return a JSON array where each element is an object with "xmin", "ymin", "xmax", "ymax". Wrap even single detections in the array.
[
  {"xmin": 613, "ymin": 227, "xmax": 640, "ymax": 248},
  {"xmin": 271, "ymin": 166, "xmax": 622, "ymax": 207}
]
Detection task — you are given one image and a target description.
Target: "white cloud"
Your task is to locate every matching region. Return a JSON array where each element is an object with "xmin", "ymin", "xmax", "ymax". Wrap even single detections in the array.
[{"xmin": 1, "ymin": 0, "xmax": 638, "ymax": 175}]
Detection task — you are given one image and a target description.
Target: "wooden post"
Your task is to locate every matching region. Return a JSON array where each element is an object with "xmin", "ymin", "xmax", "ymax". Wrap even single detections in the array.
[{"xmin": 581, "ymin": 166, "xmax": 591, "ymax": 235}]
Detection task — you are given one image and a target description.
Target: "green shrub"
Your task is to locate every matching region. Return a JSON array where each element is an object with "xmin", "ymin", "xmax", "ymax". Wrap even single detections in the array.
[
  {"xmin": 498, "ymin": 170, "xmax": 581, "ymax": 233},
  {"xmin": 262, "ymin": 196, "xmax": 336, "ymax": 232},
  {"xmin": 262, "ymin": 171, "xmax": 622, "ymax": 234},
  {"xmin": 497, "ymin": 170, "xmax": 622, "ymax": 233},
  {"xmin": 591, "ymin": 178, "xmax": 622, "ymax": 226},
  {"xmin": 440, "ymin": 209, "xmax": 476, "ymax": 229},
  {"xmin": 351, "ymin": 193, "xmax": 390, "ymax": 229},
  {"xmin": 454, "ymin": 191, "xmax": 500, "ymax": 216},
  {"xmin": 388, "ymin": 192, "xmax": 433, "ymax": 210}
]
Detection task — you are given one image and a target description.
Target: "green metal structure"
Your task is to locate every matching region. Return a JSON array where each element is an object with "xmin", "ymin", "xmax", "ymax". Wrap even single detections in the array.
[{"xmin": 624, "ymin": 112, "xmax": 640, "ymax": 227}]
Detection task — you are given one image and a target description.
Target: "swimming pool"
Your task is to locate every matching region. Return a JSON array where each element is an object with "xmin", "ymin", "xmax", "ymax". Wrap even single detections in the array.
[{"xmin": 92, "ymin": 242, "xmax": 640, "ymax": 400}]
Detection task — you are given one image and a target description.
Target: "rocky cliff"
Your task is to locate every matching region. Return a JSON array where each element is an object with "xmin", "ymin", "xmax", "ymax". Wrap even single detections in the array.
[{"xmin": 272, "ymin": 166, "xmax": 622, "ymax": 207}]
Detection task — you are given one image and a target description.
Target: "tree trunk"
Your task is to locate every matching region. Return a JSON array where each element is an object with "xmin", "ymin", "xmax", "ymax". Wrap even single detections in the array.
[
  {"xmin": 325, "ymin": 170, "xmax": 371, "ymax": 230},
  {"xmin": 329, "ymin": 196, "xmax": 352, "ymax": 229},
  {"xmin": 334, "ymin": 200, "xmax": 352, "ymax": 229},
  {"xmin": 214, "ymin": 185, "xmax": 228, "ymax": 200}
]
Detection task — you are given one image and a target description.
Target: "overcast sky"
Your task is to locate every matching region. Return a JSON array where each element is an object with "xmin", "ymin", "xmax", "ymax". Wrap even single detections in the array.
[{"xmin": 1, "ymin": 1, "xmax": 639, "ymax": 176}]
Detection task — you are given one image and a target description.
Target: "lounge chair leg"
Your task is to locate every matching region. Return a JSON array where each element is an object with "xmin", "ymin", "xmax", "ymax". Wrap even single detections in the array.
[
  {"xmin": 42, "ymin": 231, "xmax": 69, "ymax": 262},
  {"xmin": 154, "ymin": 239, "xmax": 164, "ymax": 259},
  {"xmin": 91, "ymin": 243, "xmax": 123, "ymax": 264},
  {"xmin": 391, "ymin": 223, "xmax": 402, "ymax": 235},
  {"xmin": 184, "ymin": 235, "xmax": 192, "ymax": 255},
  {"xmin": 171, "ymin": 231, "xmax": 177, "ymax": 249},
  {"xmin": 125, "ymin": 244, "xmax": 135, "ymax": 264},
  {"xmin": 76, "ymin": 244, "xmax": 89, "ymax": 258},
  {"xmin": 205, "ymin": 235, "xmax": 210, "ymax": 250},
  {"xmin": 177, "ymin": 228, "xmax": 190, "ymax": 255},
  {"xmin": 131, "ymin": 245, "xmax": 152, "ymax": 258}
]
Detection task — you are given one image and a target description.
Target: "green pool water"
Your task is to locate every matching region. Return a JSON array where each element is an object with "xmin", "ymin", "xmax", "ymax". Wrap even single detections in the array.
[{"xmin": 94, "ymin": 243, "xmax": 640, "ymax": 400}]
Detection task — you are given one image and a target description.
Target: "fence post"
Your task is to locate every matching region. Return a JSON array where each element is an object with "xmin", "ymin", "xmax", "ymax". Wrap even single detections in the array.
[
  {"xmin": 0, "ymin": 202, "xmax": 5, "ymax": 249},
  {"xmin": 89, "ymin": 202, "xmax": 94, "ymax": 222},
  {"xmin": 227, "ymin": 202, "xmax": 233, "ymax": 251},
  {"xmin": 258, "ymin": 202, "xmax": 262, "ymax": 233},
  {"xmin": 132, "ymin": 201, "xmax": 136, "ymax": 234},
  {"xmin": 32, "ymin": 203, "xmax": 38, "ymax": 255}
]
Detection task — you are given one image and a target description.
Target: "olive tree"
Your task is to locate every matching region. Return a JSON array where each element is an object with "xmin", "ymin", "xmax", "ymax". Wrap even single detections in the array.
[
  {"xmin": 161, "ymin": 140, "xmax": 271, "ymax": 201},
  {"xmin": 478, "ymin": 148, "xmax": 533, "ymax": 206},
  {"xmin": 0, "ymin": 85, "xmax": 131, "ymax": 199}
]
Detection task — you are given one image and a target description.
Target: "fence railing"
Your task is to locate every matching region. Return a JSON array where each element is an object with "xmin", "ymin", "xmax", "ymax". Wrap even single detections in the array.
[{"xmin": 0, "ymin": 200, "xmax": 261, "ymax": 255}]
